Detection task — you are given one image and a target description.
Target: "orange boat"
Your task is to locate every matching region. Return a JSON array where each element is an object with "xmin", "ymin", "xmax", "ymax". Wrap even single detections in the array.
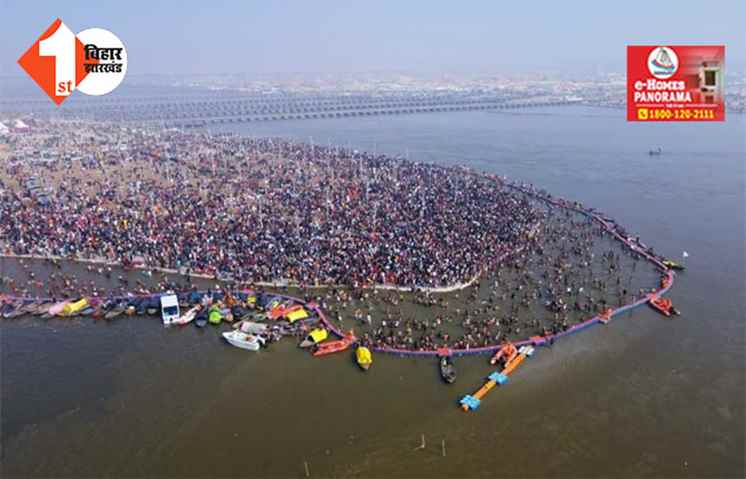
[
  {"xmin": 489, "ymin": 340, "xmax": 518, "ymax": 366},
  {"xmin": 313, "ymin": 331, "xmax": 356, "ymax": 357},
  {"xmin": 268, "ymin": 304, "xmax": 304, "ymax": 320},
  {"xmin": 649, "ymin": 296, "xmax": 679, "ymax": 317}
]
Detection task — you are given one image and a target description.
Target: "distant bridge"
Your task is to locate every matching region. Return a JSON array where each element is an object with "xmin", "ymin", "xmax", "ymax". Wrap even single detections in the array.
[
  {"xmin": 153, "ymin": 99, "xmax": 580, "ymax": 128},
  {"xmin": 1, "ymin": 92, "xmax": 581, "ymax": 125}
]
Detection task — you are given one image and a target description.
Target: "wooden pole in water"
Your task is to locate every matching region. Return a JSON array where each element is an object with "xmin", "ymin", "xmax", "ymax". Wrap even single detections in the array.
[
  {"xmin": 303, "ymin": 460, "xmax": 310, "ymax": 478},
  {"xmin": 442, "ymin": 439, "xmax": 446, "ymax": 457}
]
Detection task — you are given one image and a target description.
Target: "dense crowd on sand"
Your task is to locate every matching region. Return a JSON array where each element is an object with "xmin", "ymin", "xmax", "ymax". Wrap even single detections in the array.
[
  {"xmin": 0, "ymin": 120, "xmax": 661, "ymax": 349},
  {"xmin": 0, "ymin": 121, "xmax": 540, "ymax": 289}
]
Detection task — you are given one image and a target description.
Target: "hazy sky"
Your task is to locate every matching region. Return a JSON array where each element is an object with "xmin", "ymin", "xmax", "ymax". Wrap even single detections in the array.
[{"xmin": 1, "ymin": 0, "xmax": 744, "ymax": 76}]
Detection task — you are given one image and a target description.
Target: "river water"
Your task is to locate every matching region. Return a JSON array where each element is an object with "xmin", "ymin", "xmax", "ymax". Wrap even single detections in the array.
[{"xmin": 2, "ymin": 107, "xmax": 744, "ymax": 478}]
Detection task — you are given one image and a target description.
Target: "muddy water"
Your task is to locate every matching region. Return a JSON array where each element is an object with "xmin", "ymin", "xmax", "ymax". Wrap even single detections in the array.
[{"xmin": 2, "ymin": 107, "xmax": 744, "ymax": 478}]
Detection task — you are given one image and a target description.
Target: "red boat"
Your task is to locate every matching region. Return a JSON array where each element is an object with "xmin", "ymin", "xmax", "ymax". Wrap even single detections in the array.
[
  {"xmin": 649, "ymin": 296, "xmax": 679, "ymax": 317},
  {"xmin": 312, "ymin": 331, "xmax": 356, "ymax": 357}
]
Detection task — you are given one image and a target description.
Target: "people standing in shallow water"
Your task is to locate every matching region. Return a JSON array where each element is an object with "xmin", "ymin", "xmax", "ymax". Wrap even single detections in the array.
[
  {"xmin": 323, "ymin": 200, "xmax": 656, "ymax": 350},
  {"xmin": 0, "ymin": 121, "xmax": 662, "ymax": 351}
]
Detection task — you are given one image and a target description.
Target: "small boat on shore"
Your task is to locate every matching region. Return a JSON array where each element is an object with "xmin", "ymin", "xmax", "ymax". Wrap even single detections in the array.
[
  {"xmin": 299, "ymin": 328, "xmax": 328, "ymax": 348},
  {"xmin": 222, "ymin": 330, "xmax": 266, "ymax": 351},
  {"xmin": 355, "ymin": 346, "xmax": 373, "ymax": 371},
  {"xmin": 439, "ymin": 356, "xmax": 457, "ymax": 384},
  {"xmin": 313, "ymin": 331, "xmax": 356, "ymax": 357}
]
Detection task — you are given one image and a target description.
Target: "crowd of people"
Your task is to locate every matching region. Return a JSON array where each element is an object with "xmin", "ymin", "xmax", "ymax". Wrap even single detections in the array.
[
  {"xmin": 314, "ymin": 206, "xmax": 656, "ymax": 350},
  {"xmin": 0, "ymin": 121, "xmax": 661, "ymax": 349},
  {"xmin": 1, "ymin": 122, "xmax": 541, "ymax": 290}
]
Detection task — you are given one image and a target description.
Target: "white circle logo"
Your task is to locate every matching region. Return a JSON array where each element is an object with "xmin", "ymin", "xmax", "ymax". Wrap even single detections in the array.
[
  {"xmin": 647, "ymin": 46, "xmax": 678, "ymax": 79},
  {"xmin": 76, "ymin": 28, "xmax": 127, "ymax": 96}
]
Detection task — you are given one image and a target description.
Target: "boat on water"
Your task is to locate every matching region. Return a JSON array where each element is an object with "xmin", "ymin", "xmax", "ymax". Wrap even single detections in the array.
[
  {"xmin": 194, "ymin": 309, "xmax": 208, "ymax": 328},
  {"xmin": 355, "ymin": 346, "xmax": 373, "ymax": 371},
  {"xmin": 439, "ymin": 356, "xmax": 457, "ymax": 384},
  {"xmin": 649, "ymin": 295, "xmax": 680, "ymax": 317},
  {"xmin": 235, "ymin": 320, "xmax": 268, "ymax": 334},
  {"xmin": 58, "ymin": 298, "xmax": 89, "ymax": 317},
  {"xmin": 18, "ymin": 301, "xmax": 42, "ymax": 315},
  {"xmin": 104, "ymin": 303, "xmax": 128, "ymax": 319},
  {"xmin": 299, "ymin": 328, "xmax": 328, "ymax": 348},
  {"xmin": 47, "ymin": 300, "xmax": 69, "ymax": 317},
  {"xmin": 286, "ymin": 307, "xmax": 309, "ymax": 323},
  {"xmin": 489, "ymin": 341, "xmax": 518, "ymax": 366},
  {"xmin": 172, "ymin": 305, "xmax": 200, "ymax": 326},
  {"xmin": 16, "ymin": 301, "xmax": 38, "ymax": 316},
  {"xmin": 662, "ymin": 259, "xmax": 685, "ymax": 271},
  {"xmin": 207, "ymin": 304, "xmax": 223, "ymax": 325},
  {"xmin": 34, "ymin": 302, "xmax": 54, "ymax": 316},
  {"xmin": 313, "ymin": 331, "xmax": 356, "ymax": 357},
  {"xmin": 42, "ymin": 300, "xmax": 68, "ymax": 318},
  {"xmin": 240, "ymin": 311, "xmax": 267, "ymax": 322},
  {"xmin": 222, "ymin": 330, "xmax": 266, "ymax": 351},
  {"xmin": 3, "ymin": 302, "xmax": 27, "ymax": 319}
]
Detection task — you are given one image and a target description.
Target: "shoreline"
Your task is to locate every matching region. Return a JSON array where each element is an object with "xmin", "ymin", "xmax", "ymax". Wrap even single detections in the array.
[{"xmin": 0, "ymin": 177, "xmax": 676, "ymax": 358}]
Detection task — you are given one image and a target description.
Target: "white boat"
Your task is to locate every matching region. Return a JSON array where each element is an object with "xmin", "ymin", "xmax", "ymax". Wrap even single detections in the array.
[
  {"xmin": 172, "ymin": 305, "xmax": 200, "ymax": 325},
  {"xmin": 222, "ymin": 330, "xmax": 265, "ymax": 351},
  {"xmin": 237, "ymin": 320, "xmax": 268, "ymax": 334},
  {"xmin": 160, "ymin": 293, "xmax": 180, "ymax": 325}
]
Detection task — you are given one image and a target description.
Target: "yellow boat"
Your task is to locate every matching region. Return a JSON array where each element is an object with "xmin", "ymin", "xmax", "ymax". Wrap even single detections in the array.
[
  {"xmin": 59, "ymin": 298, "xmax": 89, "ymax": 317},
  {"xmin": 286, "ymin": 307, "xmax": 309, "ymax": 323},
  {"xmin": 662, "ymin": 259, "xmax": 685, "ymax": 271},
  {"xmin": 299, "ymin": 328, "xmax": 328, "ymax": 348},
  {"xmin": 355, "ymin": 346, "xmax": 373, "ymax": 371}
]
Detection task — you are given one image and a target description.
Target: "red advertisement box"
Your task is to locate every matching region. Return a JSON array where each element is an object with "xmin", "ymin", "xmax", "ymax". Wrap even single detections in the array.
[{"xmin": 627, "ymin": 45, "xmax": 725, "ymax": 121}]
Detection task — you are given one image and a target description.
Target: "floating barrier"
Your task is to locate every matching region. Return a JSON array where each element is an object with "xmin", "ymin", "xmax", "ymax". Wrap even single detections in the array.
[{"xmin": 460, "ymin": 345, "xmax": 535, "ymax": 411}]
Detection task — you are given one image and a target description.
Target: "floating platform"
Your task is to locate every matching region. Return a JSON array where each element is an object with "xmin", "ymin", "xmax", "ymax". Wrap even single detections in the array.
[{"xmin": 460, "ymin": 346, "xmax": 534, "ymax": 412}]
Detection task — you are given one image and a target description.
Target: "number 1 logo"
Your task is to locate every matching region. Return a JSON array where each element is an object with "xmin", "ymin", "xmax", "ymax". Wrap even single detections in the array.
[{"xmin": 18, "ymin": 18, "xmax": 94, "ymax": 105}]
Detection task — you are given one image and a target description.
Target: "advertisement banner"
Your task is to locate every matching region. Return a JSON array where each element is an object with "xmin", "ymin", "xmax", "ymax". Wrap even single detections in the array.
[{"xmin": 627, "ymin": 45, "xmax": 725, "ymax": 121}]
